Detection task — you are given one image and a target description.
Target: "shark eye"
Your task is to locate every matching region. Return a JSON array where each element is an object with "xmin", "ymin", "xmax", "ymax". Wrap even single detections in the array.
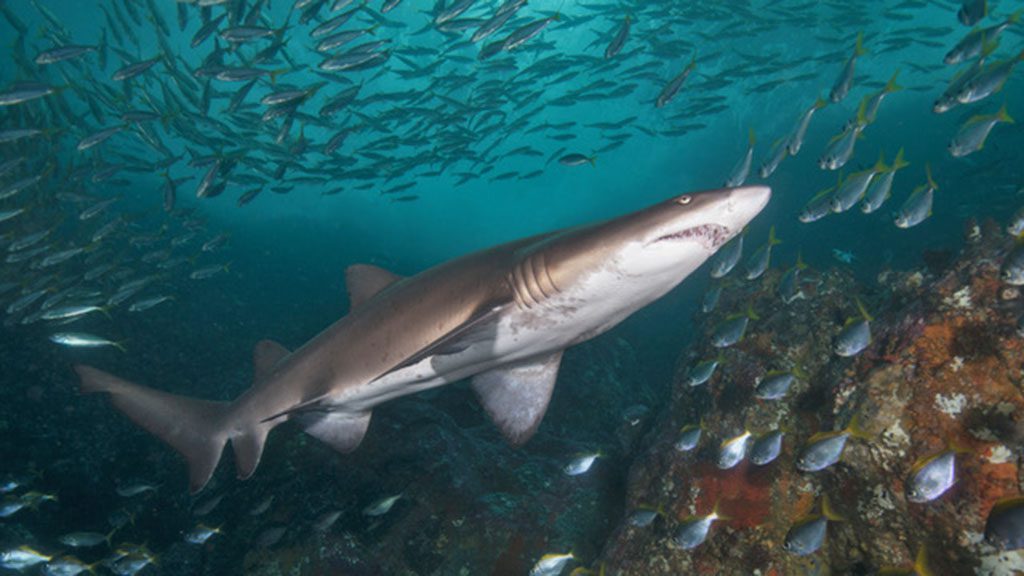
[{"xmin": 676, "ymin": 195, "xmax": 692, "ymax": 205}]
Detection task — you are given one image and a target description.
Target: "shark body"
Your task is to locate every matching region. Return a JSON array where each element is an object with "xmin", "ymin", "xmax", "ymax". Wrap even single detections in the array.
[{"xmin": 76, "ymin": 185, "xmax": 771, "ymax": 492}]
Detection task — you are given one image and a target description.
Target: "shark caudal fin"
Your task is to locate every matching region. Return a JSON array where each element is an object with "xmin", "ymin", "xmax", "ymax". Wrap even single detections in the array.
[{"xmin": 75, "ymin": 365, "xmax": 239, "ymax": 494}]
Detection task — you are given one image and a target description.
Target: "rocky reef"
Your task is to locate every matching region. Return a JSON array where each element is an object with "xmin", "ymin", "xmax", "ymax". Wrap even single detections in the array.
[{"xmin": 594, "ymin": 219, "xmax": 1024, "ymax": 575}]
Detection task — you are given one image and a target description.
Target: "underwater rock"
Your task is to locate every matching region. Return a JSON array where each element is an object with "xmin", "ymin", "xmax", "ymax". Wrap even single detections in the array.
[{"xmin": 594, "ymin": 225, "xmax": 1024, "ymax": 574}]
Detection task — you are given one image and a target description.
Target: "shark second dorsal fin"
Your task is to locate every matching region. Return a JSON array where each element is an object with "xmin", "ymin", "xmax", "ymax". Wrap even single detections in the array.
[
  {"xmin": 471, "ymin": 351, "xmax": 563, "ymax": 446},
  {"xmin": 345, "ymin": 264, "xmax": 404, "ymax": 309},
  {"xmin": 253, "ymin": 339, "xmax": 290, "ymax": 383}
]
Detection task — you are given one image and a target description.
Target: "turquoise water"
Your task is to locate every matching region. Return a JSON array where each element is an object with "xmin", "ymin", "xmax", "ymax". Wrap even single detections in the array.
[{"xmin": 1, "ymin": 0, "xmax": 1022, "ymax": 574}]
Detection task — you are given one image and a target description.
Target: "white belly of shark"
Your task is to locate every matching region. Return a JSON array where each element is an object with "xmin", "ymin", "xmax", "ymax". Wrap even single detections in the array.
[{"xmin": 72, "ymin": 185, "xmax": 771, "ymax": 492}]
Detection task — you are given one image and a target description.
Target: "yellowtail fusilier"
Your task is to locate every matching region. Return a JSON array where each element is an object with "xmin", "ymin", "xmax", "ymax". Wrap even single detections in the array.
[
  {"xmin": 796, "ymin": 415, "xmax": 871, "ymax": 472},
  {"xmin": 835, "ymin": 298, "xmax": 872, "ymax": 357},
  {"xmin": 674, "ymin": 501, "xmax": 729, "ymax": 549},
  {"xmin": 724, "ymin": 129, "xmax": 756, "ymax": 187},
  {"xmin": 0, "ymin": 547, "xmax": 52, "ymax": 570},
  {"xmin": 750, "ymin": 429, "xmax": 786, "ymax": 466},
  {"xmin": 905, "ymin": 442, "xmax": 971, "ymax": 503},
  {"xmin": 709, "ymin": 233, "xmax": 743, "ymax": 279},
  {"xmin": 717, "ymin": 430, "xmax": 752, "ymax": 469},
  {"xmin": 363, "ymin": 493, "xmax": 402, "ymax": 517},
  {"xmin": 744, "ymin": 226, "xmax": 780, "ymax": 280},
  {"xmin": 50, "ymin": 333, "xmax": 125, "ymax": 352},
  {"xmin": 674, "ymin": 422, "xmax": 703, "ymax": 452},
  {"xmin": 530, "ymin": 552, "xmax": 575, "ymax": 576},
  {"xmin": 861, "ymin": 148, "xmax": 909, "ymax": 214},
  {"xmin": 948, "ymin": 104, "xmax": 1013, "ymax": 157},
  {"xmin": 894, "ymin": 164, "xmax": 938, "ymax": 229},
  {"xmin": 784, "ymin": 496, "xmax": 844, "ymax": 555},
  {"xmin": 41, "ymin": 305, "xmax": 108, "ymax": 321},
  {"xmin": 778, "ymin": 253, "xmax": 808, "ymax": 304},
  {"xmin": 829, "ymin": 32, "xmax": 865, "ymax": 103},
  {"xmin": 711, "ymin": 304, "xmax": 758, "ymax": 348},
  {"xmin": 564, "ymin": 452, "xmax": 602, "ymax": 476}
]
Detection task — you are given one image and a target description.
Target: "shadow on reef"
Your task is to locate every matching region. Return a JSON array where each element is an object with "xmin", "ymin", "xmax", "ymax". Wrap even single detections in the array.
[{"xmin": 591, "ymin": 219, "xmax": 1024, "ymax": 575}]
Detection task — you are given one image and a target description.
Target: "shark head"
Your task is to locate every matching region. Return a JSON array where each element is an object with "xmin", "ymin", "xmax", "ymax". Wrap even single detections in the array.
[{"xmin": 539, "ymin": 186, "xmax": 771, "ymax": 298}]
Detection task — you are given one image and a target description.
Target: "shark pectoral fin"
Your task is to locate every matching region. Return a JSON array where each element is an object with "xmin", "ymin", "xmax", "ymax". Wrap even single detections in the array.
[
  {"xmin": 252, "ymin": 339, "xmax": 290, "ymax": 382},
  {"xmin": 74, "ymin": 365, "xmax": 230, "ymax": 494},
  {"xmin": 345, "ymin": 264, "xmax": 405, "ymax": 309},
  {"xmin": 378, "ymin": 304, "xmax": 505, "ymax": 380},
  {"xmin": 297, "ymin": 411, "xmax": 372, "ymax": 453},
  {"xmin": 471, "ymin": 351, "xmax": 564, "ymax": 446}
]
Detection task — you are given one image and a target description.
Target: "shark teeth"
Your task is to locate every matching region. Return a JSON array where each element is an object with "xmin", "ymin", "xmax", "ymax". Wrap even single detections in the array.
[{"xmin": 652, "ymin": 224, "xmax": 731, "ymax": 249}]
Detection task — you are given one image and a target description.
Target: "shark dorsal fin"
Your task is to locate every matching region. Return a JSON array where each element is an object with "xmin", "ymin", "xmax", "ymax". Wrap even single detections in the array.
[
  {"xmin": 345, "ymin": 264, "xmax": 404, "ymax": 309},
  {"xmin": 253, "ymin": 339, "xmax": 290, "ymax": 383},
  {"xmin": 471, "ymin": 351, "xmax": 563, "ymax": 446}
]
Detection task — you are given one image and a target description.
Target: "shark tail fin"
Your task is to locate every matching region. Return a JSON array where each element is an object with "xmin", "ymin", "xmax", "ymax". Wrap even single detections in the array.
[{"xmin": 75, "ymin": 364, "xmax": 233, "ymax": 494}]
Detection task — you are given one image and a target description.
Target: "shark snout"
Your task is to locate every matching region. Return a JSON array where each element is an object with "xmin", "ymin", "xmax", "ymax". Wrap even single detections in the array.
[{"xmin": 722, "ymin": 185, "xmax": 771, "ymax": 230}]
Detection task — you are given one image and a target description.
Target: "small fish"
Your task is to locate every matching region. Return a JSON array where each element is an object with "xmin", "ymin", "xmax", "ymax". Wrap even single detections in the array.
[
  {"xmin": 674, "ymin": 422, "xmax": 703, "ymax": 452},
  {"xmin": 829, "ymin": 32, "xmax": 866, "ymax": 103},
  {"xmin": 41, "ymin": 555, "xmax": 97, "ymax": 576},
  {"xmin": 784, "ymin": 495, "xmax": 844, "ymax": 555},
  {"xmin": 834, "ymin": 298, "xmax": 872, "ymax": 357},
  {"xmin": 724, "ymin": 129, "xmax": 756, "ymax": 187},
  {"xmin": 564, "ymin": 452, "xmax": 602, "ymax": 476},
  {"xmin": 956, "ymin": 50, "xmax": 1024, "ymax": 105},
  {"xmin": 0, "ymin": 547, "xmax": 52, "ymax": 570},
  {"xmin": 249, "ymin": 494, "xmax": 275, "ymax": 516},
  {"xmin": 985, "ymin": 496, "xmax": 1024, "ymax": 550},
  {"xmin": 59, "ymin": 531, "xmax": 112, "ymax": 548},
  {"xmin": 709, "ymin": 234, "xmax": 743, "ymax": 278},
  {"xmin": 686, "ymin": 357, "xmax": 721, "ymax": 387},
  {"xmin": 934, "ymin": 40, "xmax": 997, "ymax": 113},
  {"xmin": 948, "ymin": 104, "xmax": 1013, "ymax": 157},
  {"xmin": 894, "ymin": 164, "xmax": 938, "ymax": 229},
  {"xmin": 1001, "ymin": 244, "xmax": 1024, "ymax": 285},
  {"xmin": 674, "ymin": 502, "xmax": 728, "ymax": 550},
  {"xmin": 750, "ymin": 430, "xmax": 786, "ymax": 466},
  {"xmin": 41, "ymin": 305, "xmax": 108, "ymax": 321},
  {"xmin": 755, "ymin": 368, "xmax": 804, "ymax": 401},
  {"xmin": 701, "ymin": 284, "xmax": 722, "ymax": 314},
  {"xmin": 191, "ymin": 493, "xmax": 223, "ymax": 517},
  {"xmin": 831, "ymin": 154, "xmax": 886, "ymax": 213},
  {"xmin": 958, "ymin": 0, "xmax": 987, "ymax": 26},
  {"xmin": 128, "ymin": 295, "xmax": 173, "ymax": 313},
  {"xmin": 530, "ymin": 552, "xmax": 575, "ymax": 576},
  {"xmin": 35, "ymin": 45, "xmax": 98, "ymax": 65},
  {"xmin": 190, "ymin": 264, "xmax": 230, "ymax": 280},
  {"xmin": 832, "ymin": 249, "xmax": 856, "ymax": 264},
  {"xmin": 862, "ymin": 70, "xmax": 902, "ymax": 124},
  {"xmin": 363, "ymin": 493, "xmax": 402, "ymax": 517},
  {"xmin": 604, "ymin": 15, "xmax": 631, "ymax": 59},
  {"xmin": 312, "ymin": 509, "xmax": 342, "ymax": 532},
  {"xmin": 656, "ymin": 53, "xmax": 697, "ymax": 108},
  {"xmin": 946, "ymin": 11, "xmax": 1020, "ymax": 65},
  {"xmin": 711, "ymin": 304, "xmax": 758, "ymax": 348},
  {"xmin": 799, "ymin": 180, "xmax": 839, "ymax": 224},
  {"xmin": 184, "ymin": 523, "xmax": 222, "ymax": 544},
  {"xmin": 778, "ymin": 253, "xmax": 808, "ymax": 304},
  {"xmin": 787, "ymin": 98, "xmax": 827, "ymax": 156},
  {"xmin": 628, "ymin": 505, "xmax": 663, "ymax": 527},
  {"xmin": 744, "ymin": 226, "xmax": 781, "ymax": 280},
  {"xmin": 820, "ymin": 122, "xmax": 866, "ymax": 173},
  {"xmin": 758, "ymin": 136, "xmax": 789, "ymax": 179},
  {"xmin": 906, "ymin": 443, "xmax": 970, "ymax": 503},
  {"xmin": 559, "ymin": 153, "xmax": 596, "ymax": 167},
  {"xmin": 50, "ymin": 332, "xmax": 125, "ymax": 352},
  {"xmin": 796, "ymin": 415, "xmax": 870, "ymax": 472},
  {"xmin": 116, "ymin": 483, "xmax": 158, "ymax": 498},
  {"xmin": 718, "ymin": 430, "xmax": 752, "ymax": 470},
  {"xmin": 862, "ymin": 148, "xmax": 909, "ymax": 214}
]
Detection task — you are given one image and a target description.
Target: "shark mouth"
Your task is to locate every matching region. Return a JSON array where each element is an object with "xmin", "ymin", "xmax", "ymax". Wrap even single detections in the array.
[{"xmin": 651, "ymin": 224, "xmax": 731, "ymax": 250}]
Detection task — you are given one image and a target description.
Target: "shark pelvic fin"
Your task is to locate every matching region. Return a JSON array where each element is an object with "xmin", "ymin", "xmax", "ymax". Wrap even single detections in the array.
[
  {"xmin": 75, "ymin": 365, "xmax": 230, "ymax": 494},
  {"xmin": 345, "ymin": 264, "xmax": 404, "ymax": 309},
  {"xmin": 471, "ymin": 351, "xmax": 563, "ymax": 446},
  {"xmin": 297, "ymin": 411, "xmax": 372, "ymax": 453},
  {"xmin": 252, "ymin": 339, "xmax": 290, "ymax": 383}
]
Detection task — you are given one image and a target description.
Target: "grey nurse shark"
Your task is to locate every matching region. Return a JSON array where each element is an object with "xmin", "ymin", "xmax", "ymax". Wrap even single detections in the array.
[{"xmin": 76, "ymin": 185, "xmax": 771, "ymax": 492}]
